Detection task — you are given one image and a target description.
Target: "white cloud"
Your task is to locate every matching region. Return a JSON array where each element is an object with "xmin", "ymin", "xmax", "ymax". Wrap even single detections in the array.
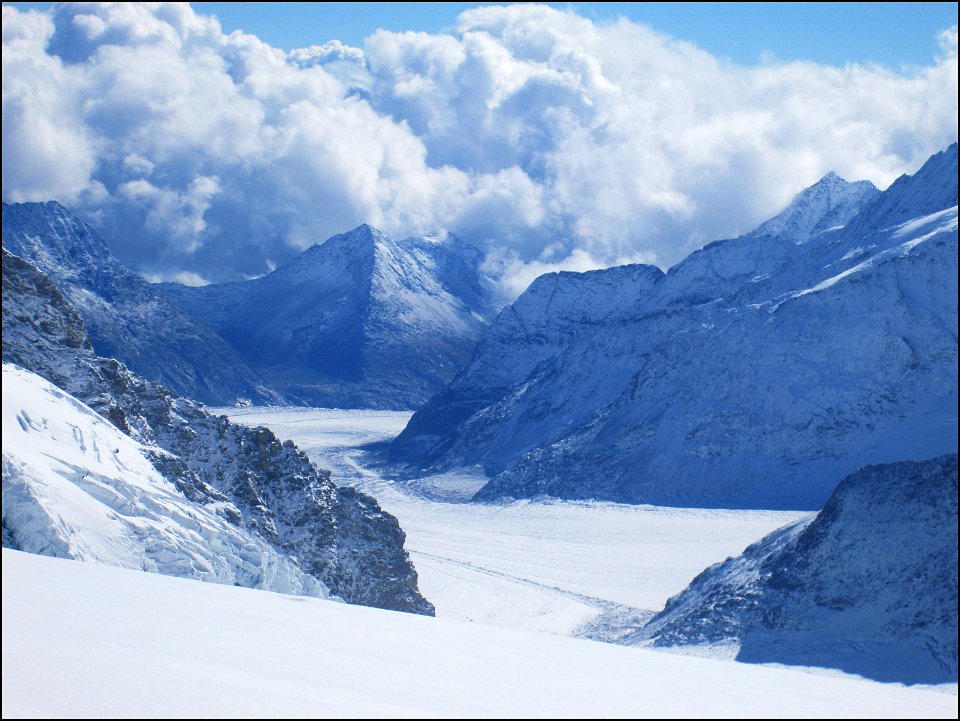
[
  {"xmin": 2, "ymin": 3, "xmax": 956, "ymax": 295},
  {"xmin": 143, "ymin": 269, "xmax": 210, "ymax": 287},
  {"xmin": 118, "ymin": 175, "xmax": 221, "ymax": 253}
]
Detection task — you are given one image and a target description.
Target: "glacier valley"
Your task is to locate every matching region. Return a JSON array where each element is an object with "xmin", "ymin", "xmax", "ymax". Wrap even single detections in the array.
[{"xmin": 3, "ymin": 142, "xmax": 957, "ymax": 715}]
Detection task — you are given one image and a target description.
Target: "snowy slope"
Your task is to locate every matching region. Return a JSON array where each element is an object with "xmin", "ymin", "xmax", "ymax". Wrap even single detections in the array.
[
  {"xmin": 2, "ymin": 249, "xmax": 432, "ymax": 614},
  {"xmin": 2, "ymin": 365, "xmax": 327, "ymax": 597},
  {"xmin": 748, "ymin": 171, "xmax": 879, "ymax": 242},
  {"xmin": 161, "ymin": 225, "xmax": 503, "ymax": 408},
  {"xmin": 4, "ymin": 549, "xmax": 956, "ymax": 719},
  {"xmin": 846, "ymin": 143, "xmax": 958, "ymax": 236},
  {"xmin": 634, "ymin": 455, "xmax": 958, "ymax": 684},
  {"xmin": 392, "ymin": 144, "xmax": 959, "ymax": 509},
  {"xmin": 1, "ymin": 202, "xmax": 278, "ymax": 405}
]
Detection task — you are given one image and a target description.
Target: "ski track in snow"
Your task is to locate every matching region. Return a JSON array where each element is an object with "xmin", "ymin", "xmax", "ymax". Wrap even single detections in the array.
[{"xmin": 219, "ymin": 406, "xmax": 810, "ymax": 639}]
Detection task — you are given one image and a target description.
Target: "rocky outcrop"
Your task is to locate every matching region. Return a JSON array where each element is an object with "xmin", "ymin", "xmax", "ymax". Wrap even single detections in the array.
[
  {"xmin": 632, "ymin": 455, "xmax": 958, "ymax": 684},
  {"xmin": 2, "ymin": 248, "xmax": 433, "ymax": 614}
]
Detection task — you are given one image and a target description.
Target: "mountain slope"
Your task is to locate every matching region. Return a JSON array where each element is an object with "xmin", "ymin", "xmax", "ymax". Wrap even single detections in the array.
[
  {"xmin": 2, "ymin": 248, "xmax": 432, "ymax": 614},
  {"xmin": 1, "ymin": 201, "xmax": 278, "ymax": 405},
  {"xmin": 633, "ymin": 455, "xmax": 958, "ymax": 684},
  {"xmin": 161, "ymin": 225, "xmax": 503, "ymax": 409},
  {"xmin": 392, "ymin": 145, "xmax": 958, "ymax": 509},
  {"xmin": 2, "ymin": 364, "xmax": 327, "ymax": 599}
]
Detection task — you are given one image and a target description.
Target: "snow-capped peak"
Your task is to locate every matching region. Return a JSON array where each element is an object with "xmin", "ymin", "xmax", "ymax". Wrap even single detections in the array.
[
  {"xmin": 750, "ymin": 172, "xmax": 879, "ymax": 243},
  {"xmin": 159, "ymin": 223, "xmax": 502, "ymax": 408}
]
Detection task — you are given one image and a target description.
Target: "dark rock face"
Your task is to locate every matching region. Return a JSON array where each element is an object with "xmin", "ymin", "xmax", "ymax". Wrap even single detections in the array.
[
  {"xmin": 160, "ymin": 225, "xmax": 504, "ymax": 409},
  {"xmin": 633, "ymin": 455, "xmax": 958, "ymax": 684},
  {"xmin": 2, "ymin": 201, "xmax": 279, "ymax": 405},
  {"xmin": 2, "ymin": 247, "xmax": 433, "ymax": 615}
]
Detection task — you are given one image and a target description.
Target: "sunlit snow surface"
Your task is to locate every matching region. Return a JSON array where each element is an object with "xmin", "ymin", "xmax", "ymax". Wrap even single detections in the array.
[
  {"xmin": 1, "ymin": 366, "xmax": 327, "ymax": 598},
  {"xmin": 3, "ymin": 549, "xmax": 956, "ymax": 719},
  {"xmin": 220, "ymin": 406, "xmax": 809, "ymax": 639}
]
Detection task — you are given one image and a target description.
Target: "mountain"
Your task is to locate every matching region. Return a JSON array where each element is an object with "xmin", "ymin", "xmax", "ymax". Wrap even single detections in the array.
[
  {"xmin": 391, "ymin": 145, "xmax": 958, "ymax": 509},
  {"xmin": 2, "ymin": 247, "xmax": 433, "ymax": 614},
  {"xmin": 3, "ymin": 363, "xmax": 328, "ymax": 599},
  {"xmin": 845, "ymin": 143, "xmax": 958, "ymax": 236},
  {"xmin": 1, "ymin": 201, "xmax": 279, "ymax": 406},
  {"xmin": 632, "ymin": 455, "xmax": 958, "ymax": 684},
  {"xmin": 160, "ymin": 225, "xmax": 503, "ymax": 409}
]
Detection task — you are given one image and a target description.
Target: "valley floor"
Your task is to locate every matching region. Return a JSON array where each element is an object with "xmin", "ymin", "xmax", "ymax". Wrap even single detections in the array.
[{"xmin": 221, "ymin": 407, "xmax": 810, "ymax": 640}]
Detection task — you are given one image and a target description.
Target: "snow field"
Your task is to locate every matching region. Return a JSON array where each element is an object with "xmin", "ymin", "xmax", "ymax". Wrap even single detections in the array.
[{"xmin": 4, "ymin": 549, "xmax": 956, "ymax": 719}]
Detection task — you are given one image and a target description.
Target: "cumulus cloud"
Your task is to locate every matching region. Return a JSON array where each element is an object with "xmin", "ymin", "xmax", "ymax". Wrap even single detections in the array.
[{"xmin": 2, "ymin": 3, "xmax": 957, "ymax": 293}]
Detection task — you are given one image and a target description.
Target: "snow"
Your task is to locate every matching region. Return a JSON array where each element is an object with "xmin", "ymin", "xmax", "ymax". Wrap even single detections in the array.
[
  {"xmin": 392, "ymin": 146, "xmax": 958, "ymax": 510},
  {"xmin": 780, "ymin": 205, "xmax": 958, "ymax": 305},
  {"xmin": 749, "ymin": 170, "xmax": 879, "ymax": 243},
  {"xmin": 2, "ymin": 364, "xmax": 328, "ymax": 598},
  {"xmin": 3, "ymin": 548, "xmax": 956, "ymax": 719},
  {"xmin": 218, "ymin": 406, "xmax": 808, "ymax": 637},
  {"xmin": 160, "ymin": 223, "xmax": 503, "ymax": 408}
]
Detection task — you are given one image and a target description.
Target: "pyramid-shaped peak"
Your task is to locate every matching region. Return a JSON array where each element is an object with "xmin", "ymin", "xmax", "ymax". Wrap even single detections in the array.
[
  {"xmin": 264, "ymin": 223, "xmax": 402, "ymax": 287},
  {"xmin": 751, "ymin": 171, "xmax": 880, "ymax": 243},
  {"xmin": 806, "ymin": 169, "xmax": 873, "ymax": 193},
  {"xmin": 313, "ymin": 223, "xmax": 392, "ymax": 255},
  {"xmin": 344, "ymin": 223, "xmax": 389, "ymax": 242}
]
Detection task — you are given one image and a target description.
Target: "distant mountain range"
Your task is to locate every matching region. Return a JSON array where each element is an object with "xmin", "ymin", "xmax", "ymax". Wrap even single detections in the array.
[
  {"xmin": 391, "ymin": 144, "xmax": 959, "ymax": 510},
  {"xmin": 1, "ymin": 202, "xmax": 280, "ymax": 406},
  {"xmin": 1, "ymin": 206, "xmax": 502, "ymax": 410},
  {"xmin": 160, "ymin": 224, "xmax": 503, "ymax": 408}
]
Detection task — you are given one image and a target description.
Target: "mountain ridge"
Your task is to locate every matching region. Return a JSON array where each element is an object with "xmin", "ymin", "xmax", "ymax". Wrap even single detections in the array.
[
  {"xmin": 1, "ymin": 201, "xmax": 280, "ymax": 406},
  {"xmin": 632, "ymin": 454, "xmax": 958, "ymax": 684},
  {"xmin": 391, "ymin": 145, "xmax": 959, "ymax": 510},
  {"xmin": 2, "ymin": 246, "xmax": 433, "ymax": 615}
]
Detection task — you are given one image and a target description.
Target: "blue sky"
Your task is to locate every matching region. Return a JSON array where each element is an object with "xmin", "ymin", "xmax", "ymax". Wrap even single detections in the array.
[{"xmin": 8, "ymin": 2, "xmax": 958, "ymax": 67}]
